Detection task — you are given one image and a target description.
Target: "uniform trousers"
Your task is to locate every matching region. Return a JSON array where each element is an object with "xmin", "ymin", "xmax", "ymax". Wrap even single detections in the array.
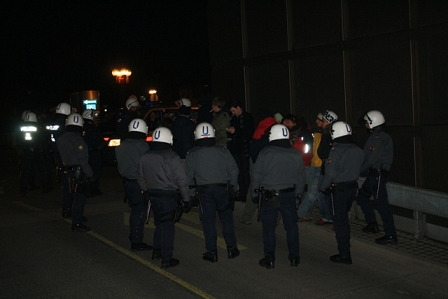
[
  {"xmin": 150, "ymin": 190, "xmax": 177, "ymax": 263},
  {"xmin": 67, "ymin": 169, "xmax": 87, "ymax": 225},
  {"xmin": 332, "ymin": 187, "xmax": 357, "ymax": 256},
  {"xmin": 125, "ymin": 180, "xmax": 147, "ymax": 244},
  {"xmin": 357, "ymin": 173, "xmax": 396, "ymax": 236},
  {"xmin": 61, "ymin": 170, "xmax": 73, "ymax": 214},
  {"xmin": 200, "ymin": 187, "xmax": 237, "ymax": 252},
  {"xmin": 261, "ymin": 192, "xmax": 299, "ymax": 258}
]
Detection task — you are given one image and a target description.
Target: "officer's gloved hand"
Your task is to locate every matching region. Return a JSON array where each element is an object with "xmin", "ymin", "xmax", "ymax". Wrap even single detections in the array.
[
  {"xmin": 182, "ymin": 200, "xmax": 192, "ymax": 213},
  {"xmin": 190, "ymin": 195, "xmax": 199, "ymax": 207},
  {"xmin": 295, "ymin": 194, "xmax": 302, "ymax": 210},
  {"xmin": 321, "ymin": 188, "xmax": 332, "ymax": 195}
]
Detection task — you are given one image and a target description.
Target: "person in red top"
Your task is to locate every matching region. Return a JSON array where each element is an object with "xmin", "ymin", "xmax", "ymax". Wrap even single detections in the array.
[{"xmin": 281, "ymin": 114, "xmax": 313, "ymax": 166}]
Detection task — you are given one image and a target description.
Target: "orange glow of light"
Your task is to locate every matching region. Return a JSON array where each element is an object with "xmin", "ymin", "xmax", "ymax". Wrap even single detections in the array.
[
  {"xmin": 103, "ymin": 137, "xmax": 110, "ymax": 142},
  {"xmin": 145, "ymin": 136, "xmax": 153, "ymax": 142}
]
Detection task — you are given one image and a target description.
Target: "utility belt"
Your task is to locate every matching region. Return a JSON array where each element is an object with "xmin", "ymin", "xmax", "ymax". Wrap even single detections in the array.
[
  {"xmin": 122, "ymin": 177, "xmax": 137, "ymax": 182},
  {"xmin": 331, "ymin": 181, "xmax": 358, "ymax": 191},
  {"xmin": 196, "ymin": 183, "xmax": 227, "ymax": 193},
  {"xmin": 66, "ymin": 165, "xmax": 88, "ymax": 195},
  {"xmin": 147, "ymin": 190, "xmax": 178, "ymax": 198},
  {"xmin": 264, "ymin": 186, "xmax": 295, "ymax": 199},
  {"xmin": 368, "ymin": 168, "xmax": 390, "ymax": 177}
]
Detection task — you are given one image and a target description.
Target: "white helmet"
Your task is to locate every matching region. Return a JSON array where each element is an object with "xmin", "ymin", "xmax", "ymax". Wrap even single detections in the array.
[
  {"xmin": 322, "ymin": 110, "xmax": 338, "ymax": 124},
  {"xmin": 152, "ymin": 127, "xmax": 173, "ymax": 145},
  {"xmin": 126, "ymin": 96, "xmax": 139, "ymax": 110},
  {"xmin": 56, "ymin": 103, "xmax": 71, "ymax": 115},
  {"xmin": 24, "ymin": 112, "xmax": 37, "ymax": 123},
  {"xmin": 178, "ymin": 98, "xmax": 191, "ymax": 107},
  {"xmin": 21, "ymin": 110, "xmax": 31, "ymax": 120},
  {"xmin": 194, "ymin": 122, "xmax": 215, "ymax": 140},
  {"xmin": 331, "ymin": 121, "xmax": 352, "ymax": 139},
  {"xmin": 128, "ymin": 118, "xmax": 148, "ymax": 134},
  {"xmin": 364, "ymin": 110, "xmax": 385, "ymax": 129},
  {"xmin": 269, "ymin": 124, "xmax": 289, "ymax": 142},
  {"xmin": 66, "ymin": 113, "xmax": 84, "ymax": 127},
  {"xmin": 82, "ymin": 109, "xmax": 94, "ymax": 120}
]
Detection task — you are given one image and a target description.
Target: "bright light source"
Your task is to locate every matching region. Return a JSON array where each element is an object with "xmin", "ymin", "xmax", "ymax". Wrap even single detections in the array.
[{"xmin": 108, "ymin": 139, "xmax": 121, "ymax": 147}]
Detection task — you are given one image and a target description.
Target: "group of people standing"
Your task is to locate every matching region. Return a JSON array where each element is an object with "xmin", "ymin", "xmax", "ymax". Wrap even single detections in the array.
[
  {"xmin": 113, "ymin": 92, "xmax": 397, "ymax": 269},
  {"xmin": 18, "ymin": 104, "xmax": 104, "ymax": 232},
  {"xmin": 17, "ymin": 93, "xmax": 397, "ymax": 269}
]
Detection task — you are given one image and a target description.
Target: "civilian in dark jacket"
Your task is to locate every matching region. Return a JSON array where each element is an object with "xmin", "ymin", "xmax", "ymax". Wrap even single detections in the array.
[{"xmin": 227, "ymin": 100, "xmax": 255, "ymax": 201}]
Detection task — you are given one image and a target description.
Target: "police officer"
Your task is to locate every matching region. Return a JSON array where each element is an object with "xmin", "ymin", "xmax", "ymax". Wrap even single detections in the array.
[
  {"xmin": 57, "ymin": 113, "xmax": 93, "ymax": 232},
  {"xmin": 137, "ymin": 127, "xmax": 191, "ymax": 269},
  {"xmin": 117, "ymin": 95, "xmax": 140, "ymax": 139},
  {"xmin": 251, "ymin": 124, "xmax": 305, "ymax": 269},
  {"xmin": 17, "ymin": 112, "xmax": 51, "ymax": 196},
  {"xmin": 320, "ymin": 121, "xmax": 363, "ymax": 264},
  {"xmin": 185, "ymin": 122, "xmax": 240, "ymax": 263},
  {"xmin": 115, "ymin": 118, "xmax": 152, "ymax": 251},
  {"xmin": 357, "ymin": 110, "xmax": 397, "ymax": 245},
  {"xmin": 49, "ymin": 103, "xmax": 71, "ymax": 167},
  {"xmin": 82, "ymin": 109, "xmax": 104, "ymax": 196}
]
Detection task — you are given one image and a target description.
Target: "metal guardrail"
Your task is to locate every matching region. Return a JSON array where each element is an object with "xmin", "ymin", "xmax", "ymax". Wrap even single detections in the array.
[{"xmin": 358, "ymin": 177, "xmax": 448, "ymax": 240}]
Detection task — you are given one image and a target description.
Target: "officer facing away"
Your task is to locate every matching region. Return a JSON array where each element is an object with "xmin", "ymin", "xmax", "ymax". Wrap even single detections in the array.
[
  {"xmin": 17, "ymin": 112, "xmax": 52, "ymax": 196},
  {"xmin": 57, "ymin": 113, "xmax": 93, "ymax": 232},
  {"xmin": 251, "ymin": 124, "xmax": 306, "ymax": 269},
  {"xmin": 357, "ymin": 110, "xmax": 397, "ymax": 245},
  {"xmin": 116, "ymin": 118, "xmax": 152, "ymax": 251},
  {"xmin": 320, "ymin": 121, "xmax": 363, "ymax": 265},
  {"xmin": 117, "ymin": 95, "xmax": 140, "ymax": 140},
  {"xmin": 82, "ymin": 109, "xmax": 104, "ymax": 196},
  {"xmin": 137, "ymin": 127, "xmax": 191, "ymax": 269},
  {"xmin": 185, "ymin": 122, "xmax": 240, "ymax": 263}
]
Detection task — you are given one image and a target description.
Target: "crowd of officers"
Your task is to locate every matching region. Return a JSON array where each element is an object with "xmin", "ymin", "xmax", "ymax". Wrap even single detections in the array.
[{"xmin": 16, "ymin": 94, "xmax": 396, "ymax": 269}]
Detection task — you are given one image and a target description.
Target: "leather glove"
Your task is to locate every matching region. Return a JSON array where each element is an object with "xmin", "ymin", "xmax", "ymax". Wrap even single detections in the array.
[
  {"xmin": 321, "ymin": 188, "xmax": 332, "ymax": 195},
  {"xmin": 295, "ymin": 194, "xmax": 302, "ymax": 210},
  {"xmin": 182, "ymin": 200, "xmax": 192, "ymax": 213}
]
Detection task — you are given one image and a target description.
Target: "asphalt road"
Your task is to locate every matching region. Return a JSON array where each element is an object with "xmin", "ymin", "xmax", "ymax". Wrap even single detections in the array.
[{"xmin": 1, "ymin": 149, "xmax": 447, "ymax": 299}]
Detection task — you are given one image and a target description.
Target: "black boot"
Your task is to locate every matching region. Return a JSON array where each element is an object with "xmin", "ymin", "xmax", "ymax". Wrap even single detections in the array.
[
  {"xmin": 288, "ymin": 255, "xmax": 300, "ymax": 266},
  {"xmin": 330, "ymin": 254, "xmax": 352, "ymax": 265},
  {"xmin": 152, "ymin": 249, "xmax": 162, "ymax": 261},
  {"xmin": 259, "ymin": 256, "xmax": 275, "ymax": 269},
  {"xmin": 227, "ymin": 247, "xmax": 240, "ymax": 259},
  {"xmin": 202, "ymin": 250, "xmax": 218, "ymax": 262},
  {"xmin": 362, "ymin": 223, "xmax": 380, "ymax": 234},
  {"xmin": 161, "ymin": 258, "xmax": 179, "ymax": 269},
  {"xmin": 375, "ymin": 235, "xmax": 398, "ymax": 245},
  {"xmin": 131, "ymin": 242, "xmax": 153, "ymax": 251}
]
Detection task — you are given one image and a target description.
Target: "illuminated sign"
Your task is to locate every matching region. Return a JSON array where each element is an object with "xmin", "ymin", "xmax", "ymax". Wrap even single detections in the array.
[{"xmin": 83, "ymin": 99, "xmax": 97, "ymax": 110}]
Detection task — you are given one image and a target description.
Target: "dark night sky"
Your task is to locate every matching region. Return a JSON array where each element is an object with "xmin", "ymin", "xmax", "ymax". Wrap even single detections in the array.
[{"xmin": 2, "ymin": 0, "xmax": 210, "ymax": 117}]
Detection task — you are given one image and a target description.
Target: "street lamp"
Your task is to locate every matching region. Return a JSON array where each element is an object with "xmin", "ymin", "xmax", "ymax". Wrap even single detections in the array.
[
  {"xmin": 112, "ymin": 68, "xmax": 132, "ymax": 83},
  {"xmin": 148, "ymin": 89, "xmax": 158, "ymax": 101}
]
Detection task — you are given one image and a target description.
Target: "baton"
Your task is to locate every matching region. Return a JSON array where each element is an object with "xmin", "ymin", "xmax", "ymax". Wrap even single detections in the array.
[
  {"xmin": 376, "ymin": 171, "xmax": 381, "ymax": 201},
  {"xmin": 145, "ymin": 194, "xmax": 151, "ymax": 224}
]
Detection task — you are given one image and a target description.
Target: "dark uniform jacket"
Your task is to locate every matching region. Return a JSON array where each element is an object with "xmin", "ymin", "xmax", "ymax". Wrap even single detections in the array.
[
  {"xmin": 115, "ymin": 139, "xmax": 149, "ymax": 180},
  {"xmin": 320, "ymin": 141, "xmax": 363, "ymax": 191},
  {"xmin": 137, "ymin": 148, "xmax": 190, "ymax": 201},
  {"xmin": 56, "ymin": 131, "xmax": 93, "ymax": 177},
  {"xmin": 251, "ymin": 145, "xmax": 306, "ymax": 197},
  {"xmin": 360, "ymin": 126, "xmax": 393, "ymax": 174},
  {"xmin": 185, "ymin": 145, "xmax": 239, "ymax": 194}
]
